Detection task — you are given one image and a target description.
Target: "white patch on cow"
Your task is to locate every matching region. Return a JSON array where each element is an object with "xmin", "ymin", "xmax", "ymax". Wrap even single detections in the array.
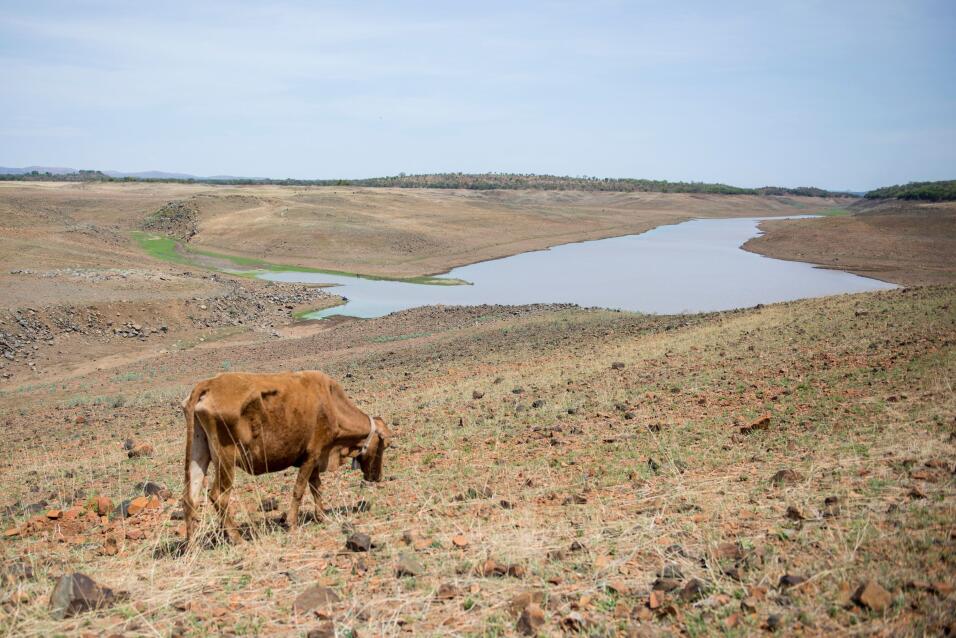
[{"xmin": 189, "ymin": 424, "xmax": 211, "ymax": 504}]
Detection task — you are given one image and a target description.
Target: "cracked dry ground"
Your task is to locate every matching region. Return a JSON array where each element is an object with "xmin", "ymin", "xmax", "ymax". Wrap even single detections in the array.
[{"xmin": 1, "ymin": 286, "xmax": 954, "ymax": 637}]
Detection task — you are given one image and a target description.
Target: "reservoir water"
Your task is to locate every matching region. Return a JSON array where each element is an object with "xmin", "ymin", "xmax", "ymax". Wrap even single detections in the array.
[{"xmin": 260, "ymin": 217, "xmax": 896, "ymax": 319}]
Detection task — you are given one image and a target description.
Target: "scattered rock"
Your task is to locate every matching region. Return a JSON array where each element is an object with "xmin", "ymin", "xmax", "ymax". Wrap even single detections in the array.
[
  {"xmin": 472, "ymin": 390, "xmax": 484, "ymax": 400},
  {"xmin": 49, "ymin": 573, "xmax": 119, "ymax": 619},
  {"xmin": 660, "ymin": 564, "xmax": 683, "ymax": 579},
  {"xmin": 853, "ymin": 580, "xmax": 893, "ymax": 612},
  {"xmin": 679, "ymin": 578, "xmax": 706, "ymax": 602},
  {"xmin": 562, "ymin": 494, "xmax": 587, "ymax": 505},
  {"xmin": 822, "ymin": 496, "xmax": 841, "ymax": 517},
  {"xmin": 779, "ymin": 574, "xmax": 807, "ymax": 588},
  {"xmin": 770, "ymin": 469, "xmax": 803, "ymax": 486},
  {"xmin": 306, "ymin": 621, "xmax": 336, "ymax": 638},
  {"xmin": 765, "ymin": 614, "xmax": 782, "ymax": 631},
  {"xmin": 509, "ymin": 591, "xmax": 545, "ymax": 616},
  {"xmin": 396, "ymin": 553, "xmax": 423, "ymax": 577},
  {"xmin": 611, "ymin": 362, "xmax": 625, "ymax": 370},
  {"xmin": 451, "ymin": 534, "xmax": 469, "ymax": 549},
  {"xmin": 126, "ymin": 496, "xmax": 149, "ymax": 517},
  {"xmin": 435, "ymin": 583, "xmax": 459, "ymax": 600},
  {"xmin": 345, "ymin": 533, "xmax": 372, "ymax": 552},
  {"xmin": 785, "ymin": 505, "xmax": 805, "ymax": 521},
  {"xmin": 517, "ymin": 603, "xmax": 546, "ymax": 635},
  {"xmin": 476, "ymin": 558, "xmax": 507, "ymax": 577},
  {"xmin": 141, "ymin": 482, "xmax": 169, "ymax": 499},
  {"xmin": 561, "ymin": 611, "xmax": 587, "ymax": 632},
  {"xmin": 740, "ymin": 414, "xmax": 771, "ymax": 434},
  {"xmin": 531, "ymin": 399, "xmax": 546, "ymax": 409},
  {"xmin": 127, "ymin": 443, "xmax": 153, "ymax": 459},
  {"xmin": 293, "ymin": 584, "xmax": 341, "ymax": 614},
  {"xmin": 88, "ymin": 495, "xmax": 113, "ymax": 517}
]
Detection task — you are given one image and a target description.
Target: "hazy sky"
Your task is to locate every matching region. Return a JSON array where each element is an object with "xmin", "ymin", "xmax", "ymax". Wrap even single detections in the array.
[{"xmin": 1, "ymin": 1, "xmax": 953, "ymax": 189}]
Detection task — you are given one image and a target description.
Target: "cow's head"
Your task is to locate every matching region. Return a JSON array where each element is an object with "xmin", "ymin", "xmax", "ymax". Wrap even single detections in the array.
[{"xmin": 358, "ymin": 416, "xmax": 392, "ymax": 482}]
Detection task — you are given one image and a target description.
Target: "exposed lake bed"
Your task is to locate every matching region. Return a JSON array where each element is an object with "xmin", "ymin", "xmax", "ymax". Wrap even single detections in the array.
[{"xmin": 261, "ymin": 216, "xmax": 897, "ymax": 319}]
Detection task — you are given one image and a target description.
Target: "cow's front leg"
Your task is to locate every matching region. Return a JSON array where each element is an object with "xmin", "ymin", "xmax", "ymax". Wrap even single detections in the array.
[
  {"xmin": 308, "ymin": 467, "xmax": 325, "ymax": 521},
  {"xmin": 288, "ymin": 456, "xmax": 317, "ymax": 528}
]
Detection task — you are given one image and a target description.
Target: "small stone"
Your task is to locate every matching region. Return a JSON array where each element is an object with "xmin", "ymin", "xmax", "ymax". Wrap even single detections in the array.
[
  {"xmin": 531, "ymin": 399, "xmax": 546, "ymax": 409},
  {"xmin": 509, "ymin": 591, "xmax": 545, "ymax": 616},
  {"xmin": 853, "ymin": 580, "xmax": 892, "ymax": 612},
  {"xmin": 46, "ymin": 509, "xmax": 62, "ymax": 519},
  {"xmin": 306, "ymin": 621, "xmax": 336, "ymax": 638},
  {"xmin": 679, "ymin": 578, "xmax": 706, "ymax": 602},
  {"xmin": 472, "ymin": 390, "xmax": 484, "ymax": 400},
  {"xmin": 435, "ymin": 583, "xmax": 459, "ymax": 600},
  {"xmin": 561, "ymin": 611, "xmax": 587, "ymax": 632},
  {"xmin": 611, "ymin": 362, "xmax": 625, "ymax": 370},
  {"xmin": 396, "ymin": 552, "xmax": 423, "ymax": 577},
  {"xmin": 142, "ymin": 482, "xmax": 169, "ymax": 499},
  {"xmin": 771, "ymin": 469, "xmax": 803, "ymax": 486},
  {"xmin": 293, "ymin": 584, "xmax": 340, "ymax": 614},
  {"xmin": 89, "ymin": 495, "xmax": 113, "ymax": 517},
  {"xmin": 517, "ymin": 603, "xmax": 546, "ymax": 635},
  {"xmin": 660, "ymin": 564, "xmax": 683, "ymax": 579},
  {"xmin": 476, "ymin": 558, "xmax": 506, "ymax": 577},
  {"xmin": 345, "ymin": 533, "xmax": 372, "ymax": 552},
  {"xmin": 451, "ymin": 535, "xmax": 469, "ymax": 549},
  {"xmin": 740, "ymin": 414, "xmax": 770, "ymax": 434},
  {"xmin": 785, "ymin": 505, "xmax": 805, "ymax": 521},
  {"xmin": 127, "ymin": 443, "xmax": 153, "ymax": 459},
  {"xmin": 49, "ymin": 573, "xmax": 118, "ymax": 619},
  {"xmin": 652, "ymin": 578, "xmax": 681, "ymax": 592},
  {"xmin": 127, "ymin": 496, "xmax": 149, "ymax": 516},
  {"xmin": 779, "ymin": 574, "xmax": 807, "ymax": 589},
  {"xmin": 765, "ymin": 614, "xmax": 782, "ymax": 631},
  {"xmin": 507, "ymin": 564, "xmax": 527, "ymax": 579}
]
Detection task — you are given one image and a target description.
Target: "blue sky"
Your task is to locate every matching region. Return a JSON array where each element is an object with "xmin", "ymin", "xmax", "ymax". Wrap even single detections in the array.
[{"xmin": 1, "ymin": 1, "xmax": 953, "ymax": 189}]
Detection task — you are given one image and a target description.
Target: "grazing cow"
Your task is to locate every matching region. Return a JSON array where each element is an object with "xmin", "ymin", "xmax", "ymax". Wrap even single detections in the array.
[{"xmin": 181, "ymin": 371, "xmax": 391, "ymax": 543}]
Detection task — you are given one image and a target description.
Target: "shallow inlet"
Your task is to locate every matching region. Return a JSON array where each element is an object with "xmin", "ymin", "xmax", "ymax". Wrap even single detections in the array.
[{"xmin": 261, "ymin": 217, "xmax": 897, "ymax": 319}]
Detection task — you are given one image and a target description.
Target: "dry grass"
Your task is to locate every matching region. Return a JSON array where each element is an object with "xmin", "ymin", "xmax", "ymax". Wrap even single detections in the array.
[{"xmin": 1, "ymin": 286, "xmax": 954, "ymax": 636}]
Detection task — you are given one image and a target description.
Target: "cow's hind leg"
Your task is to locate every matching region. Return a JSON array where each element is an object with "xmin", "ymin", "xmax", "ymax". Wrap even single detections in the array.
[
  {"xmin": 184, "ymin": 413, "xmax": 211, "ymax": 545},
  {"xmin": 308, "ymin": 467, "xmax": 324, "ymax": 521},
  {"xmin": 288, "ymin": 456, "xmax": 318, "ymax": 528},
  {"xmin": 209, "ymin": 444, "xmax": 242, "ymax": 543}
]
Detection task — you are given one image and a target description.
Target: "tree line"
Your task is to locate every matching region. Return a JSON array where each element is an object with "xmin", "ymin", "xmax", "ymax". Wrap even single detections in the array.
[
  {"xmin": 864, "ymin": 180, "xmax": 956, "ymax": 202},
  {"xmin": 0, "ymin": 170, "xmax": 856, "ymax": 197}
]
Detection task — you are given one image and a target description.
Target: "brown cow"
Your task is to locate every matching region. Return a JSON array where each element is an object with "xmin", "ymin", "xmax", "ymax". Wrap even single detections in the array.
[{"xmin": 181, "ymin": 370, "xmax": 392, "ymax": 543}]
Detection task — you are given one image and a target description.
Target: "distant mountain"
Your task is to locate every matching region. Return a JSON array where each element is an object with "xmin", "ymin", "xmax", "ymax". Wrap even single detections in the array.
[
  {"xmin": 103, "ymin": 169, "xmax": 199, "ymax": 180},
  {"xmin": 0, "ymin": 165, "xmax": 78, "ymax": 175},
  {"xmin": 0, "ymin": 165, "xmax": 252, "ymax": 181}
]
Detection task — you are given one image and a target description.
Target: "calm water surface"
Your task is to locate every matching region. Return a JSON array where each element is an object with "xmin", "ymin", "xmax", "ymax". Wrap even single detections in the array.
[{"xmin": 261, "ymin": 217, "xmax": 896, "ymax": 318}]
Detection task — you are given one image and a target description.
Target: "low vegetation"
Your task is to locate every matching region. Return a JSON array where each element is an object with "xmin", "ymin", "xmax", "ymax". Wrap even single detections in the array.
[
  {"xmin": 1, "ymin": 287, "xmax": 953, "ymax": 636},
  {"xmin": 865, "ymin": 180, "xmax": 956, "ymax": 202}
]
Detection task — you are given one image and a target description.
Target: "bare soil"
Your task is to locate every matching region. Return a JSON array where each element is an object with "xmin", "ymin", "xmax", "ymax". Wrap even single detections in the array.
[
  {"xmin": 0, "ymin": 182, "xmax": 953, "ymax": 636},
  {"xmin": 744, "ymin": 199, "xmax": 956, "ymax": 286}
]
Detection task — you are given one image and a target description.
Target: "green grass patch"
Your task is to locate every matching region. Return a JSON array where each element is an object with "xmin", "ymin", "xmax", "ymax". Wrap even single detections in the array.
[
  {"xmin": 132, "ymin": 231, "xmax": 468, "ymax": 286},
  {"xmin": 815, "ymin": 208, "xmax": 851, "ymax": 217}
]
